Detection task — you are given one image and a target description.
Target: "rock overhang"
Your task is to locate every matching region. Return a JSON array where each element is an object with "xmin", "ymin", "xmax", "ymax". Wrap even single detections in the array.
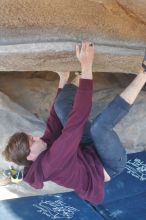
[{"xmin": 0, "ymin": 0, "xmax": 145, "ymax": 73}]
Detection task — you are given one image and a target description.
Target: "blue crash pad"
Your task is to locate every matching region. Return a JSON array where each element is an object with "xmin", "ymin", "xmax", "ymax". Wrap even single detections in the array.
[
  {"xmin": 96, "ymin": 191, "xmax": 146, "ymax": 220},
  {"xmin": 104, "ymin": 151, "xmax": 146, "ymax": 203},
  {"xmin": 0, "ymin": 191, "xmax": 103, "ymax": 220},
  {"xmin": 93, "ymin": 151, "xmax": 146, "ymax": 220},
  {"xmin": 0, "ymin": 152, "xmax": 146, "ymax": 220}
]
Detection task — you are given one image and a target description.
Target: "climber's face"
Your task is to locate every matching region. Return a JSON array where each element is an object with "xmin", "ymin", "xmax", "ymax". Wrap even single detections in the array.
[{"xmin": 27, "ymin": 136, "xmax": 47, "ymax": 161}]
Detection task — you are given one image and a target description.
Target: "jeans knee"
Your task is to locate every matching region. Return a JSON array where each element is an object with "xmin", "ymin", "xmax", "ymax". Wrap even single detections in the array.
[
  {"xmin": 90, "ymin": 119, "xmax": 106, "ymax": 139},
  {"xmin": 90, "ymin": 122, "xmax": 100, "ymax": 138}
]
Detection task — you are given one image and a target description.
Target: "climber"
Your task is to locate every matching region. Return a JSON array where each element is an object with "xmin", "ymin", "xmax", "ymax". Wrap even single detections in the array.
[{"xmin": 2, "ymin": 41, "xmax": 146, "ymax": 205}]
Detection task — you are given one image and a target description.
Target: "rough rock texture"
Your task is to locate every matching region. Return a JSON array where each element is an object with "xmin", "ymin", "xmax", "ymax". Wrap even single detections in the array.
[
  {"xmin": 0, "ymin": 71, "xmax": 59, "ymax": 120},
  {"xmin": 0, "ymin": 0, "xmax": 146, "ymax": 72},
  {"xmin": 117, "ymin": 0, "xmax": 146, "ymax": 24}
]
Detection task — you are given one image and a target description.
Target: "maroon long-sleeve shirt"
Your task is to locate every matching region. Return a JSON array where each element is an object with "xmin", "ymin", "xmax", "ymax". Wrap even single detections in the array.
[{"xmin": 23, "ymin": 79, "xmax": 105, "ymax": 205}]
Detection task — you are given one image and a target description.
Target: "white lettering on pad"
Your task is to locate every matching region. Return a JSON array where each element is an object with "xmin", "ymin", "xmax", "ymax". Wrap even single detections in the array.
[
  {"xmin": 126, "ymin": 158, "xmax": 146, "ymax": 181},
  {"xmin": 33, "ymin": 199, "xmax": 79, "ymax": 219}
]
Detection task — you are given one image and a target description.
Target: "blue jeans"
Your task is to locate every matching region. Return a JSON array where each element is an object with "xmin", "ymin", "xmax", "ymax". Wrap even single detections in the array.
[{"xmin": 54, "ymin": 84, "xmax": 131, "ymax": 178}]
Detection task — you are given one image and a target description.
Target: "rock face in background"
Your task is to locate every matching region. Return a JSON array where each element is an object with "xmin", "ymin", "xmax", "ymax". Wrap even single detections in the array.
[
  {"xmin": 0, "ymin": 0, "xmax": 146, "ymax": 72},
  {"xmin": 117, "ymin": 0, "xmax": 146, "ymax": 24},
  {"xmin": 0, "ymin": 71, "xmax": 146, "ymax": 155}
]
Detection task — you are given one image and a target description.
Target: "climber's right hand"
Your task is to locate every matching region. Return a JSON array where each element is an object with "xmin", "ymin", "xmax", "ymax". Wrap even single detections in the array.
[{"xmin": 76, "ymin": 41, "xmax": 94, "ymax": 79}]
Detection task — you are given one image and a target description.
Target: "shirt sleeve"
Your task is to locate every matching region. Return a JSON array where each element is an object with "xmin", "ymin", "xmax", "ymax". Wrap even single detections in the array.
[
  {"xmin": 42, "ymin": 79, "xmax": 93, "ymax": 168},
  {"xmin": 41, "ymin": 88, "xmax": 63, "ymax": 146}
]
